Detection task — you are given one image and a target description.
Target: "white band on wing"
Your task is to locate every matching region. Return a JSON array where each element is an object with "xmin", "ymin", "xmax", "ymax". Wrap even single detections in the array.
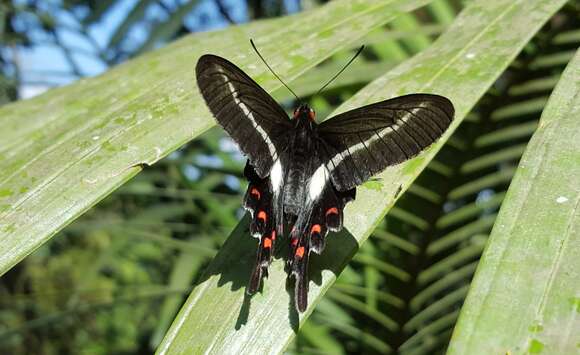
[{"xmin": 219, "ymin": 67, "xmax": 279, "ymax": 163}]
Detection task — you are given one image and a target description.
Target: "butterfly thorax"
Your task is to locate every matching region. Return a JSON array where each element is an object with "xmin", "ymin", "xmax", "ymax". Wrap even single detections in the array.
[{"xmin": 292, "ymin": 103, "xmax": 316, "ymax": 123}]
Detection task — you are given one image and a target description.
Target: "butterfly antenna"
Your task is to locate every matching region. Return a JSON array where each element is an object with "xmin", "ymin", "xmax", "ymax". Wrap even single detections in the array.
[
  {"xmin": 250, "ymin": 39, "xmax": 300, "ymax": 101},
  {"xmin": 315, "ymin": 45, "xmax": 365, "ymax": 96}
]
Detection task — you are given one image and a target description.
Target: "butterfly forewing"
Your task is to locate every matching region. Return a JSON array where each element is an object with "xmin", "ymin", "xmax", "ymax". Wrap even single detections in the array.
[
  {"xmin": 196, "ymin": 55, "xmax": 292, "ymax": 178},
  {"xmin": 317, "ymin": 94, "xmax": 454, "ymax": 191}
]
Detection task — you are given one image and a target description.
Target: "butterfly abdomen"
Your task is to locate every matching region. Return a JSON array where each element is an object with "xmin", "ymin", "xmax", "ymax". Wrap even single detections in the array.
[{"xmin": 282, "ymin": 121, "xmax": 318, "ymax": 216}]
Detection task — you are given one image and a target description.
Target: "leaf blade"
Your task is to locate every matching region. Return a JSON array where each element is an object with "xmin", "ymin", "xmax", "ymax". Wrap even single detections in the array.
[{"xmin": 448, "ymin": 49, "xmax": 580, "ymax": 355}]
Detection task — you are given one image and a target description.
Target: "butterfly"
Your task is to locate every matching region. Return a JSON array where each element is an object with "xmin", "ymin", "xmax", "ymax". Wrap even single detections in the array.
[{"xmin": 195, "ymin": 44, "xmax": 454, "ymax": 312}]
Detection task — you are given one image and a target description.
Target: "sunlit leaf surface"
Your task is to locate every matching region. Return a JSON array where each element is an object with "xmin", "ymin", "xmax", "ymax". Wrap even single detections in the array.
[{"xmin": 448, "ymin": 49, "xmax": 580, "ymax": 355}]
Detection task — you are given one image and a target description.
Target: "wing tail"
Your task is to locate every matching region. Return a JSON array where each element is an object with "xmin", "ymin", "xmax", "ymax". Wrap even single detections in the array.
[
  {"xmin": 248, "ymin": 229, "xmax": 277, "ymax": 294},
  {"xmin": 288, "ymin": 181, "xmax": 355, "ymax": 311},
  {"xmin": 243, "ymin": 162, "xmax": 280, "ymax": 294}
]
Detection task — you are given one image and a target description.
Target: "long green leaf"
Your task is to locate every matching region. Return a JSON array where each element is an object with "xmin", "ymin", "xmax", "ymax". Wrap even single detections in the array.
[
  {"xmin": 136, "ymin": 0, "xmax": 202, "ymax": 55},
  {"xmin": 157, "ymin": 0, "xmax": 567, "ymax": 353},
  {"xmin": 0, "ymin": 0, "xmax": 432, "ymax": 276},
  {"xmin": 108, "ymin": 0, "xmax": 157, "ymax": 50},
  {"xmin": 448, "ymin": 49, "xmax": 580, "ymax": 354}
]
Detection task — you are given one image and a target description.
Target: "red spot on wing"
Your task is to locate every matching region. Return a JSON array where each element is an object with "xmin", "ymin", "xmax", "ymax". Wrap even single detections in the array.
[
  {"xmin": 257, "ymin": 211, "xmax": 267, "ymax": 222},
  {"xmin": 308, "ymin": 110, "xmax": 316, "ymax": 121},
  {"xmin": 311, "ymin": 224, "xmax": 321, "ymax": 234},
  {"xmin": 295, "ymin": 246, "xmax": 305, "ymax": 258},
  {"xmin": 325, "ymin": 207, "xmax": 339, "ymax": 216},
  {"xmin": 263, "ymin": 237, "xmax": 272, "ymax": 249},
  {"xmin": 250, "ymin": 187, "xmax": 261, "ymax": 200},
  {"xmin": 291, "ymin": 237, "xmax": 298, "ymax": 246}
]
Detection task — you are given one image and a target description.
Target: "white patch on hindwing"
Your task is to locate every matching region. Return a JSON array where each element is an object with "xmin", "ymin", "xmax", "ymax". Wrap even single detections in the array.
[
  {"xmin": 308, "ymin": 164, "xmax": 329, "ymax": 200},
  {"xmin": 242, "ymin": 203, "xmax": 261, "ymax": 239},
  {"xmin": 270, "ymin": 160, "xmax": 283, "ymax": 194}
]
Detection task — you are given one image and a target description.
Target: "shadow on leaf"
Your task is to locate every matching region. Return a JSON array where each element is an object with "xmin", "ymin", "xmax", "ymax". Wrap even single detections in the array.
[{"xmin": 195, "ymin": 214, "xmax": 359, "ymax": 331}]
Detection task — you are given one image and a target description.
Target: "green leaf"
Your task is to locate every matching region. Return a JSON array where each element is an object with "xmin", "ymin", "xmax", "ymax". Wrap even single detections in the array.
[
  {"xmin": 136, "ymin": 0, "xmax": 202, "ymax": 55},
  {"xmin": 448, "ymin": 49, "xmax": 580, "ymax": 354},
  {"xmin": 149, "ymin": 238, "xmax": 211, "ymax": 349},
  {"xmin": 0, "ymin": 0, "xmax": 433, "ymax": 277},
  {"xmin": 426, "ymin": 0, "xmax": 456, "ymax": 25},
  {"xmin": 389, "ymin": 13, "xmax": 433, "ymax": 53},
  {"xmin": 157, "ymin": 0, "xmax": 568, "ymax": 353},
  {"xmin": 108, "ymin": 0, "xmax": 157, "ymax": 50}
]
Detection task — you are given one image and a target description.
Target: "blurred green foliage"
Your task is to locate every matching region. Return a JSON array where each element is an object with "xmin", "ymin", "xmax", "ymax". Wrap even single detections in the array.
[{"xmin": 1, "ymin": 0, "xmax": 579, "ymax": 354}]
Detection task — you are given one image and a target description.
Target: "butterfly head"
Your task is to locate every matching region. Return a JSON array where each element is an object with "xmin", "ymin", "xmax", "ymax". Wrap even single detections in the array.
[{"xmin": 293, "ymin": 103, "xmax": 316, "ymax": 122}]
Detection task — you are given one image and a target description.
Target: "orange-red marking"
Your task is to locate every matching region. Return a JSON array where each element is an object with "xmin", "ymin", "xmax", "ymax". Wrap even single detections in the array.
[
  {"xmin": 325, "ymin": 207, "xmax": 339, "ymax": 216},
  {"xmin": 250, "ymin": 187, "xmax": 261, "ymax": 200},
  {"xmin": 257, "ymin": 211, "xmax": 267, "ymax": 222},
  {"xmin": 311, "ymin": 224, "xmax": 321, "ymax": 234},
  {"xmin": 308, "ymin": 110, "xmax": 316, "ymax": 121},
  {"xmin": 295, "ymin": 246, "xmax": 305, "ymax": 258},
  {"xmin": 291, "ymin": 237, "xmax": 298, "ymax": 246},
  {"xmin": 263, "ymin": 238, "xmax": 272, "ymax": 249},
  {"xmin": 292, "ymin": 109, "xmax": 299, "ymax": 119}
]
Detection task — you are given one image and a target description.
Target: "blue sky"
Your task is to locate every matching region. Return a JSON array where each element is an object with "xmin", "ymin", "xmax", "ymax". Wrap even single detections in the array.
[{"xmin": 19, "ymin": 0, "xmax": 299, "ymax": 98}]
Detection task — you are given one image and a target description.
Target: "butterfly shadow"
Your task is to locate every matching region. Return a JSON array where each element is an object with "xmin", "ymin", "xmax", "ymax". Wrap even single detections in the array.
[{"xmin": 195, "ymin": 215, "xmax": 359, "ymax": 332}]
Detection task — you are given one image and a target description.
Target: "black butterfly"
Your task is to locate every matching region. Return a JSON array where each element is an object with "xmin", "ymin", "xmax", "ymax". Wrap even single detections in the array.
[{"xmin": 195, "ymin": 47, "xmax": 454, "ymax": 312}]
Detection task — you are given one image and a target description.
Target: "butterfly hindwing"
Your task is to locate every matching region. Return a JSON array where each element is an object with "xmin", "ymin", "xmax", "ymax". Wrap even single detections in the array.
[
  {"xmin": 243, "ymin": 162, "xmax": 279, "ymax": 294},
  {"xmin": 287, "ymin": 163, "xmax": 355, "ymax": 312},
  {"xmin": 317, "ymin": 94, "xmax": 454, "ymax": 191},
  {"xmin": 196, "ymin": 55, "xmax": 292, "ymax": 178},
  {"xmin": 243, "ymin": 162, "xmax": 273, "ymax": 237}
]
